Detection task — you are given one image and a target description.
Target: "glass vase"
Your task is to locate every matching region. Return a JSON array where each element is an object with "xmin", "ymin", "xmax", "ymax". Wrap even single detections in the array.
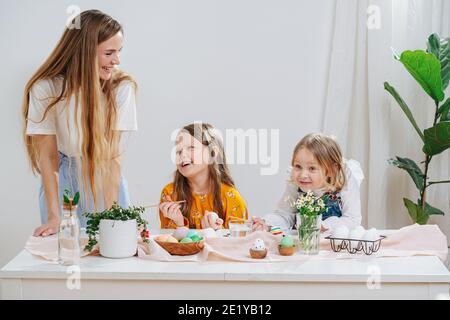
[
  {"xmin": 58, "ymin": 205, "xmax": 81, "ymax": 266},
  {"xmin": 298, "ymin": 214, "xmax": 321, "ymax": 255}
]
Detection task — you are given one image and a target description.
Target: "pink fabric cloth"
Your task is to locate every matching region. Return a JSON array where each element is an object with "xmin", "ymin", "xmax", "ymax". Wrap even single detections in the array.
[{"xmin": 25, "ymin": 224, "xmax": 448, "ymax": 263}]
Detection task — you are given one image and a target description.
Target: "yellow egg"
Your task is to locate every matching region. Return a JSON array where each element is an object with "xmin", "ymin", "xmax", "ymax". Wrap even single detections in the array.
[
  {"xmin": 165, "ymin": 235, "xmax": 179, "ymax": 243},
  {"xmin": 155, "ymin": 234, "xmax": 170, "ymax": 242}
]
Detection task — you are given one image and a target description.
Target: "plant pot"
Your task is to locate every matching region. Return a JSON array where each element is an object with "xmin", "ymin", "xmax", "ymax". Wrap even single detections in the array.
[{"xmin": 99, "ymin": 219, "xmax": 137, "ymax": 258}]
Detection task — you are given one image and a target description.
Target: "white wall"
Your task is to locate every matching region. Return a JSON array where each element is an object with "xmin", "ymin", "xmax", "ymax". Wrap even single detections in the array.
[{"xmin": 0, "ymin": 0, "xmax": 336, "ymax": 266}]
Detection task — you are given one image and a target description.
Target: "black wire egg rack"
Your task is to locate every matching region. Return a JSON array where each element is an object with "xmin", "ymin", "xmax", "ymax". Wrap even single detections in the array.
[{"xmin": 324, "ymin": 235, "xmax": 386, "ymax": 255}]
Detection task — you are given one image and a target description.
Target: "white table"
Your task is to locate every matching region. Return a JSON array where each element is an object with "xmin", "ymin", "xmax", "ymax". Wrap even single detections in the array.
[{"xmin": 1, "ymin": 249, "xmax": 449, "ymax": 299}]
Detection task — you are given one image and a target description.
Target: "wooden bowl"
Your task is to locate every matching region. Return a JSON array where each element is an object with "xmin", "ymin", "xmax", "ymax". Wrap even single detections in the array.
[
  {"xmin": 249, "ymin": 248, "xmax": 267, "ymax": 259},
  {"xmin": 278, "ymin": 245, "xmax": 296, "ymax": 256},
  {"xmin": 155, "ymin": 240, "xmax": 205, "ymax": 256}
]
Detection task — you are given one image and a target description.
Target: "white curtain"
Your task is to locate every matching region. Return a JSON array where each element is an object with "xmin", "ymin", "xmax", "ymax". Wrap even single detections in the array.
[{"xmin": 322, "ymin": 0, "xmax": 450, "ymax": 244}]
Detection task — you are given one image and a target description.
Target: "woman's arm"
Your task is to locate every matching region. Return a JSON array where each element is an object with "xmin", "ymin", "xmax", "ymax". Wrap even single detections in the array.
[{"xmin": 33, "ymin": 135, "xmax": 60, "ymax": 237}]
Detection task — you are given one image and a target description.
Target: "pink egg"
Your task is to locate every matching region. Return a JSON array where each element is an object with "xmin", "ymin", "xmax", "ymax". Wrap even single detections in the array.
[{"xmin": 172, "ymin": 227, "xmax": 189, "ymax": 241}]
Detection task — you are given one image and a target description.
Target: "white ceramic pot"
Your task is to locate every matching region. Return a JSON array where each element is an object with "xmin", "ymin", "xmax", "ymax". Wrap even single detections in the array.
[{"xmin": 99, "ymin": 219, "xmax": 137, "ymax": 258}]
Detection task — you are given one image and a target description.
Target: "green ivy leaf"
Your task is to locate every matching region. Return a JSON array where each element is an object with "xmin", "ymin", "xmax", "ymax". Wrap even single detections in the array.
[
  {"xmin": 384, "ymin": 82, "xmax": 425, "ymax": 142},
  {"xmin": 399, "ymin": 50, "xmax": 444, "ymax": 102},
  {"xmin": 389, "ymin": 156, "xmax": 424, "ymax": 190},
  {"xmin": 423, "ymin": 121, "xmax": 450, "ymax": 156},
  {"xmin": 423, "ymin": 201, "xmax": 445, "ymax": 216},
  {"xmin": 427, "ymin": 34, "xmax": 450, "ymax": 90},
  {"xmin": 438, "ymin": 98, "xmax": 450, "ymax": 122},
  {"xmin": 403, "ymin": 198, "xmax": 429, "ymax": 224}
]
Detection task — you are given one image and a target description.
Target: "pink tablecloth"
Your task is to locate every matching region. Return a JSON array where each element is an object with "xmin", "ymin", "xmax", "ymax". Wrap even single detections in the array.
[{"xmin": 25, "ymin": 224, "xmax": 448, "ymax": 263}]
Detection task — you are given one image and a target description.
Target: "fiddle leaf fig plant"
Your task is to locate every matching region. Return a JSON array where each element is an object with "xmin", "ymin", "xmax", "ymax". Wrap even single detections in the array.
[{"xmin": 384, "ymin": 33, "xmax": 450, "ymax": 224}]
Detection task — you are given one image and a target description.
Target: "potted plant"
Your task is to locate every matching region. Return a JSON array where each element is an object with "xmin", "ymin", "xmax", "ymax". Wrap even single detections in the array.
[
  {"xmin": 84, "ymin": 203, "xmax": 149, "ymax": 258},
  {"xmin": 384, "ymin": 33, "xmax": 450, "ymax": 224},
  {"xmin": 293, "ymin": 191, "xmax": 328, "ymax": 255}
]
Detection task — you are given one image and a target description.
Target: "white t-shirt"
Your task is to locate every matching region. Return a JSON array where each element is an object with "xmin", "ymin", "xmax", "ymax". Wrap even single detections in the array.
[{"xmin": 26, "ymin": 77, "xmax": 137, "ymax": 156}]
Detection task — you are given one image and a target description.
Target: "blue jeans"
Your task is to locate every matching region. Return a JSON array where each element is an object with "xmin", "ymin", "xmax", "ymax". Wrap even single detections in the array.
[{"xmin": 39, "ymin": 152, "xmax": 130, "ymax": 227}]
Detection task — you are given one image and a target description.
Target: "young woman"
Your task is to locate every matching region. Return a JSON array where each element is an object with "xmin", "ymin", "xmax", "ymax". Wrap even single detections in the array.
[{"xmin": 23, "ymin": 10, "xmax": 137, "ymax": 236}]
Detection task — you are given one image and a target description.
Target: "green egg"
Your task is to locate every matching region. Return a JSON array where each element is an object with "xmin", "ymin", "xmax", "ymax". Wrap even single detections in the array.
[
  {"xmin": 280, "ymin": 235, "xmax": 294, "ymax": 248},
  {"xmin": 186, "ymin": 230, "xmax": 197, "ymax": 238},
  {"xmin": 190, "ymin": 235, "xmax": 202, "ymax": 242},
  {"xmin": 180, "ymin": 237, "xmax": 193, "ymax": 243}
]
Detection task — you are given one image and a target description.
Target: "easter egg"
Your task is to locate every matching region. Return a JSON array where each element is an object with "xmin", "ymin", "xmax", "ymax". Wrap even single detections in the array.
[
  {"xmin": 207, "ymin": 211, "xmax": 219, "ymax": 225},
  {"xmin": 186, "ymin": 230, "xmax": 197, "ymax": 238},
  {"xmin": 332, "ymin": 225, "xmax": 349, "ymax": 239},
  {"xmin": 349, "ymin": 226, "xmax": 365, "ymax": 249},
  {"xmin": 173, "ymin": 227, "xmax": 189, "ymax": 241},
  {"xmin": 363, "ymin": 228, "xmax": 380, "ymax": 241},
  {"xmin": 251, "ymin": 238, "xmax": 266, "ymax": 251},
  {"xmin": 180, "ymin": 237, "xmax": 193, "ymax": 243},
  {"xmin": 332, "ymin": 225, "xmax": 349, "ymax": 247},
  {"xmin": 280, "ymin": 235, "xmax": 294, "ymax": 248},
  {"xmin": 155, "ymin": 234, "xmax": 170, "ymax": 242},
  {"xmin": 165, "ymin": 235, "xmax": 179, "ymax": 243},
  {"xmin": 190, "ymin": 235, "xmax": 203, "ymax": 242}
]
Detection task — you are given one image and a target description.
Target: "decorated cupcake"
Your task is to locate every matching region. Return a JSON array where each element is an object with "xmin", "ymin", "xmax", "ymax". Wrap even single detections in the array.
[
  {"xmin": 249, "ymin": 238, "xmax": 267, "ymax": 259},
  {"xmin": 278, "ymin": 235, "xmax": 295, "ymax": 256}
]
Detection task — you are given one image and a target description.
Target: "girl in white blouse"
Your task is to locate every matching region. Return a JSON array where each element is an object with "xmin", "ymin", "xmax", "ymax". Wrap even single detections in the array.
[
  {"xmin": 22, "ymin": 10, "xmax": 137, "ymax": 237},
  {"xmin": 253, "ymin": 133, "xmax": 364, "ymax": 232}
]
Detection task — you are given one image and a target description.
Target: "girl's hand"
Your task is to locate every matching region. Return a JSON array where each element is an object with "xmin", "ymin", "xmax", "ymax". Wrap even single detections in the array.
[
  {"xmin": 201, "ymin": 211, "xmax": 223, "ymax": 230},
  {"xmin": 320, "ymin": 225, "xmax": 329, "ymax": 233},
  {"xmin": 159, "ymin": 195, "xmax": 185, "ymax": 227},
  {"xmin": 251, "ymin": 216, "xmax": 269, "ymax": 231},
  {"xmin": 33, "ymin": 218, "xmax": 60, "ymax": 237}
]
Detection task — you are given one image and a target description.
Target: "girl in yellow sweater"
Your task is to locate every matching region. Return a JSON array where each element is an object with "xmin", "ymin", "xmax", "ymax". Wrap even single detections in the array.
[{"xmin": 159, "ymin": 123, "xmax": 248, "ymax": 229}]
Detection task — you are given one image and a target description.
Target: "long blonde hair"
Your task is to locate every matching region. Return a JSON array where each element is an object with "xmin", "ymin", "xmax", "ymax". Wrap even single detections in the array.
[
  {"xmin": 22, "ymin": 10, "xmax": 136, "ymax": 208},
  {"xmin": 292, "ymin": 133, "xmax": 346, "ymax": 192},
  {"xmin": 173, "ymin": 123, "xmax": 234, "ymax": 225}
]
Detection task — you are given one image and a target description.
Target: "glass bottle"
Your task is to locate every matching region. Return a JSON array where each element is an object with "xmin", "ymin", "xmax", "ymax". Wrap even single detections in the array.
[{"xmin": 58, "ymin": 203, "xmax": 81, "ymax": 266}]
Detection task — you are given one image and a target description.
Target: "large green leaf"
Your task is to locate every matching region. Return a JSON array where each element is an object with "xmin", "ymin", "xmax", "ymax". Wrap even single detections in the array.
[
  {"xmin": 423, "ymin": 121, "xmax": 450, "ymax": 156},
  {"xmin": 389, "ymin": 156, "xmax": 424, "ymax": 190},
  {"xmin": 403, "ymin": 198, "xmax": 429, "ymax": 224},
  {"xmin": 384, "ymin": 82, "xmax": 425, "ymax": 142},
  {"xmin": 427, "ymin": 34, "xmax": 450, "ymax": 90},
  {"xmin": 438, "ymin": 98, "xmax": 450, "ymax": 122},
  {"xmin": 399, "ymin": 50, "xmax": 445, "ymax": 102}
]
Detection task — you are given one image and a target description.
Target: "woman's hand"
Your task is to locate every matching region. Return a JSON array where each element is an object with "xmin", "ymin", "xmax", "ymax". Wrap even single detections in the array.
[
  {"xmin": 159, "ymin": 195, "xmax": 185, "ymax": 227},
  {"xmin": 320, "ymin": 225, "xmax": 329, "ymax": 233},
  {"xmin": 201, "ymin": 211, "xmax": 223, "ymax": 230},
  {"xmin": 251, "ymin": 216, "xmax": 269, "ymax": 231},
  {"xmin": 33, "ymin": 218, "xmax": 60, "ymax": 237}
]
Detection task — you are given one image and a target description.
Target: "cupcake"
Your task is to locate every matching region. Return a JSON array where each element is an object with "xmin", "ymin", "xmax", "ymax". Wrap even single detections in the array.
[
  {"xmin": 249, "ymin": 238, "xmax": 267, "ymax": 259},
  {"xmin": 278, "ymin": 235, "xmax": 295, "ymax": 256}
]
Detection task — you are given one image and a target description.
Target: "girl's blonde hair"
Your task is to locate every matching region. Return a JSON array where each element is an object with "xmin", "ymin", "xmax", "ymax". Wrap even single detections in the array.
[
  {"xmin": 173, "ymin": 123, "xmax": 234, "ymax": 225},
  {"xmin": 22, "ymin": 10, "xmax": 136, "ymax": 209},
  {"xmin": 292, "ymin": 133, "xmax": 346, "ymax": 192}
]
